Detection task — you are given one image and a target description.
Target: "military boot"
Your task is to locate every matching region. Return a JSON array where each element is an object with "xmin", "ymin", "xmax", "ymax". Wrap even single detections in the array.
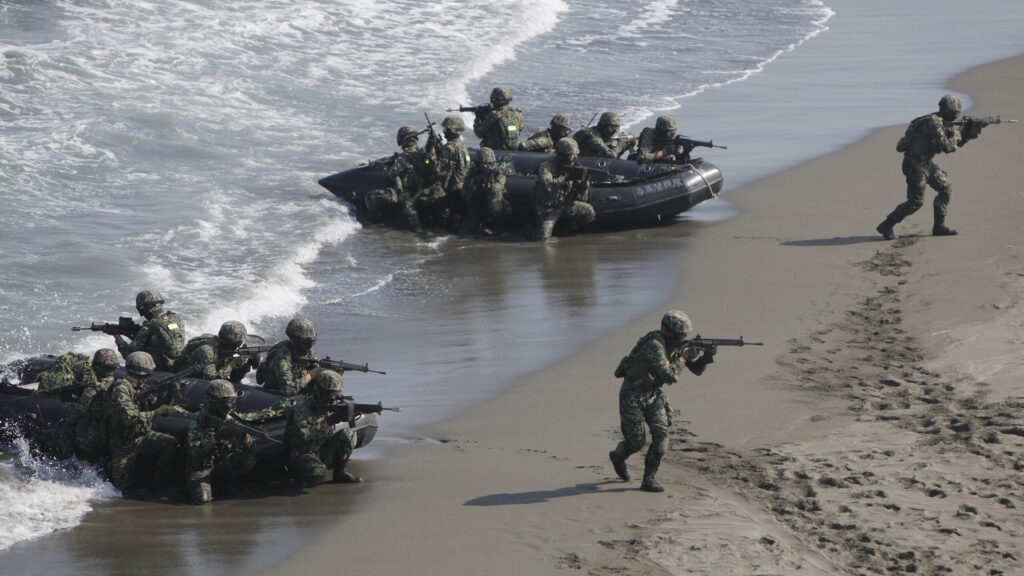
[
  {"xmin": 332, "ymin": 467, "xmax": 363, "ymax": 484},
  {"xmin": 640, "ymin": 462, "xmax": 664, "ymax": 493},
  {"xmin": 932, "ymin": 214, "xmax": 958, "ymax": 236},
  {"xmin": 876, "ymin": 216, "xmax": 898, "ymax": 240},
  {"xmin": 609, "ymin": 450, "xmax": 630, "ymax": 482}
]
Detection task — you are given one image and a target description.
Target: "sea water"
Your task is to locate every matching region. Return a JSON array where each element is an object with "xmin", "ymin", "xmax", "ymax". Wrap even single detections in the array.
[{"xmin": 1, "ymin": 0, "xmax": 1022, "ymax": 555}]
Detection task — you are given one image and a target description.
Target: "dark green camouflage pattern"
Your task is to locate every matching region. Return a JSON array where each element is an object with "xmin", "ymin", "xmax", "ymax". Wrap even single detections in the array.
[{"xmin": 533, "ymin": 157, "xmax": 595, "ymax": 240}]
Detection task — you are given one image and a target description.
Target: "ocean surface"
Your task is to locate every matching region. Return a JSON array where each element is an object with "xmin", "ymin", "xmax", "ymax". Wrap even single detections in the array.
[{"xmin": 1, "ymin": 0, "xmax": 1022, "ymax": 563}]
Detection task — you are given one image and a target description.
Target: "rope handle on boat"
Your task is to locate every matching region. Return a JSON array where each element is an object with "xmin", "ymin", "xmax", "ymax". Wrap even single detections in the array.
[{"xmin": 682, "ymin": 163, "xmax": 717, "ymax": 199}]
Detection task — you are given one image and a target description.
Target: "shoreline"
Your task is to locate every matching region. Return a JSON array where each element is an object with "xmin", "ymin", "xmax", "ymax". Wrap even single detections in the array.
[{"xmin": 260, "ymin": 54, "xmax": 1024, "ymax": 575}]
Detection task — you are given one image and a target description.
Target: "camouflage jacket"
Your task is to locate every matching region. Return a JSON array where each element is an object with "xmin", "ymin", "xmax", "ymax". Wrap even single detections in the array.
[
  {"xmin": 463, "ymin": 160, "xmax": 512, "ymax": 202},
  {"xmin": 116, "ymin": 310, "xmax": 186, "ymax": 371},
  {"xmin": 518, "ymin": 128, "xmax": 559, "ymax": 153},
  {"xmin": 186, "ymin": 408, "xmax": 253, "ymax": 472},
  {"xmin": 240, "ymin": 396, "xmax": 340, "ymax": 458},
  {"xmin": 385, "ymin": 144, "xmax": 437, "ymax": 198},
  {"xmin": 107, "ymin": 377, "xmax": 159, "ymax": 448},
  {"xmin": 435, "ymin": 139, "xmax": 472, "ymax": 194},
  {"xmin": 575, "ymin": 127, "xmax": 632, "ymax": 158},
  {"xmin": 632, "ymin": 127, "xmax": 682, "ymax": 164},
  {"xmin": 897, "ymin": 113, "xmax": 964, "ymax": 159},
  {"xmin": 258, "ymin": 340, "xmax": 314, "ymax": 396},
  {"xmin": 176, "ymin": 334, "xmax": 249, "ymax": 382},
  {"xmin": 474, "ymin": 105, "xmax": 525, "ymax": 151},
  {"xmin": 65, "ymin": 373, "xmax": 116, "ymax": 453},
  {"xmin": 534, "ymin": 158, "xmax": 590, "ymax": 213},
  {"xmin": 618, "ymin": 330, "xmax": 708, "ymax": 398}
]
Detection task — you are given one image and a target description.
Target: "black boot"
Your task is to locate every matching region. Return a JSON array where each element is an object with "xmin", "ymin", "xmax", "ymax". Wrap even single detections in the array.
[
  {"xmin": 932, "ymin": 214, "xmax": 958, "ymax": 236},
  {"xmin": 640, "ymin": 462, "xmax": 664, "ymax": 493},
  {"xmin": 609, "ymin": 450, "xmax": 630, "ymax": 482},
  {"xmin": 876, "ymin": 216, "xmax": 898, "ymax": 240},
  {"xmin": 332, "ymin": 468, "xmax": 363, "ymax": 484}
]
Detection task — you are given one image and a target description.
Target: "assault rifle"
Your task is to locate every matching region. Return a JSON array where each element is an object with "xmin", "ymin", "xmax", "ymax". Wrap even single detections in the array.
[
  {"xmin": 447, "ymin": 104, "xmax": 492, "ymax": 116},
  {"xmin": 682, "ymin": 335, "xmax": 763, "ymax": 351},
  {"xmin": 71, "ymin": 316, "xmax": 142, "ymax": 338},
  {"xmin": 325, "ymin": 398, "xmax": 402, "ymax": 426},
  {"xmin": 139, "ymin": 366, "xmax": 197, "ymax": 407},
  {"xmin": 296, "ymin": 356, "xmax": 386, "ymax": 375},
  {"xmin": 231, "ymin": 344, "xmax": 273, "ymax": 359},
  {"xmin": 949, "ymin": 115, "xmax": 1017, "ymax": 127},
  {"xmin": 221, "ymin": 414, "xmax": 282, "ymax": 446},
  {"xmin": 673, "ymin": 135, "xmax": 727, "ymax": 152}
]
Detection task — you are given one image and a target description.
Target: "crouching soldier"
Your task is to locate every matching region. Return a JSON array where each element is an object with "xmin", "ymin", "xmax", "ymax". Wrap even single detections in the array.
[
  {"xmin": 185, "ymin": 379, "xmax": 258, "ymax": 504},
  {"xmin": 65, "ymin": 348, "xmax": 121, "ymax": 462}
]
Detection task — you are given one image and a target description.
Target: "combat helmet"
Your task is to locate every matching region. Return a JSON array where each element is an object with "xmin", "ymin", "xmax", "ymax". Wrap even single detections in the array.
[
  {"xmin": 135, "ymin": 289, "xmax": 165, "ymax": 316},
  {"xmin": 660, "ymin": 310, "xmax": 692, "ymax": 341},
  {"xmin": 285, "ymin": 317, "xmax": 317, "ymax": 351},
  {"xmin": 655, "ymin": 115, "xmax": 677, "ymax": 137},
  {"xmin": 313, "ymin": 370, "xmax": 344, "ymax": 403},
  {"xmin": 550, "ymin": 113, "xmax": 572, "ymax": 139},
  {"xmin": 396, "ymin": 125, "xmax": 419, "ymax": 147},
  {"xmin": 441, "ymin": 115, "xmax": 465, "ymax": 136},
  {"xmin": 205, "ymin": 379, "xmax": 237, "ymax": 416},
  {"xmin": 477, "ymin": 147, "xmax": 496, "ymax": 165},
  {"xmin": 938, "ymin": 94, "xmax": 962, "ymax": 121},
  {"xmin": 490, "ymin": 86, "xmax": 512, "ymax": 107},
  {"xmin": 555, "ymin": 137, "xmax": 579, "ymax": 162},
  {"xmin": 217, "ymin": 320, "xmax": 247, "ymax": 351},
  {"xmin": 92, "ymin": 348, "xmax": 120, "ymax": 370},
  {"xmin": 126, "ymin": 351, "xmax": 156, "ymax": 379}
]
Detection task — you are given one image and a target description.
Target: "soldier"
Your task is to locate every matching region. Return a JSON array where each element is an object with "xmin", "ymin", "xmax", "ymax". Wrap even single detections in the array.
[
  {"xmin": 518, "ymin": 113, "xmax": 573, "ymax": 153},
  {"xmin": 609, "ymin": 311, "xmax": 715, "ymax": 492},
  {"xmin": 176, "ymin": 320, "xmax": 255, "ymax": 383},
  {"xmin": 114, "ymin": 289, "xmax": 186, "ymax": 372},
  {"xmin": 876, "ymin": 94, "xmax": 981, "ymax": 239},
  {"xmin": 185, "ymin": 380, "xmax": 258, "ymax": 504},
  {"xmin": 575, "ymin": 111, "xmax": 636, "ymax": 158},
  {"xmin": 533, "ymin": 138, "xmax": 596, "ymax": 241},
  {"xmin": 364, "ymin": 125, "xmax": 437, "ymax": 232},
  {"xmin": 257, "ymin": 317, "xmax": 317, "ymax": 396},
  {"xmin": 65, "ymin": 348, "xmax": 120, "ymax": 461},
  {"xmin": 472, "ymin": 86, "xmax": 525, "ymax": 151},
  {"xmin": 420, "ymin": 115, "xmax": 473, "ymax": 228},
  {"xmin": 248, "ymin": 370, "xmax": 362, "ymax": 488},
  {"xmin": 458, "ymin": 147, "xmax": 513, "ymax": 236},
  {"xmin": 106, "ymin": 351, "xmax": 180, "ymax": 492},
  {"xmin": 630, "ymin": 115, "xmax": 685, "ymax": 164}
]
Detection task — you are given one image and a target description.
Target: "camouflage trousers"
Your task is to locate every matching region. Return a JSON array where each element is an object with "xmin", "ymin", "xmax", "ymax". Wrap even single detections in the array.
[
  {"xmin": 364, "ymin": 188, "xmax": 421, "ymax": 231},
  {"xmin": 186, "ymin": 450, "xmax": 258, "ymax": 504},
  {"xmin": 289, "ymin": 428, "xmax": 356, "ymax": 486},
  {"xmin": 611, "ymin": 382, "xmax": 670, "ymax": 470},
  {"xmin": 536, "ymin": 201, "xmax": 596, "ymax": 241},
  {"xmin": 459, "ymin": 188, "xmax": 510, "ymax": 235},
  {"xmin": 109, "ymin": 430, "xmax": 178, "ymax": 491},
  {"xmin": 887, "ymin": 155, "xmax": 952, "ymax": 224}
]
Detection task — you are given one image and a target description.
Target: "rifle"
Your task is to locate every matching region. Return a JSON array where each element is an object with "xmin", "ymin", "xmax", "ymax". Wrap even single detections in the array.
[
  {"xmin": 424, "ymin": 112, "xmax": 440, "ymax": 155},
  {"xmin": 682, "ymin": 335, "xmax": 763, "ymax": 351},
  {"xmin": 584, "ymin": 112, "xmax": 599, "ymax": 128},
  {"xmin": 673, "ymin": 135, "xmax": 727, "ymax": 152},
  {"xmin": 71, "ymin": 316, "xmax": 141, "ymax": 338},
  {"xmin": 296, "ymin": 356, "xmax": 386, "ymax": 375},
  {"xmin": 324, "ymin": 398, "xmax": 401, "ymax": 426},
  {"xmin": 949, "ymin": 115, "xmax": 1018, "ymax": 127},
  {"xmin": 139, "ymin": 366, "xmax": 196, "ymax": 407},
  {"xmin": 446, "ymin": 104, "xmax": 492, "ymax": 116},
  {"xmin": 222, "ymin": 414, "xmax": 283, "ymax": 446}
]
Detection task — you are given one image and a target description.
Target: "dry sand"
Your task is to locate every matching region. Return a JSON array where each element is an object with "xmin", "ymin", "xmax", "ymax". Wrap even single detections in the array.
[{"xmin": 261, "ymin": 56, "xmax": 1024, "ymax": 576}]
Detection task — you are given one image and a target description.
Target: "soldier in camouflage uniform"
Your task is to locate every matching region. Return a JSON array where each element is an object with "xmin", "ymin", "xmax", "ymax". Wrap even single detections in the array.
[
  {"xmin": 106, "ymin": 351, "xmax": 181, "ymax": 492},
  {"xmin": 114, "ymin": 289, "xmax": 186, "ymax": 372},
  {"xmin": 518, "ymin": 113, "xmax": 573, "ymax": 153},
  {"xmin": 185, "ymin": 380, "xmax": 258, "ymax": 504},
  {"xmin": 176, "ymin": 320, "xmax": 255, "ymax": 383},
  {"xmin": 473, "ymin": 86, "xmax": 525, "ymax": 151},
  {"xmin": 630, "ymin": 115, "xmax": 687, "ymax": 164},
  {"xmin": 574, "ymin": 112, "xmax": 636, "ymax": 158},
  {"xmin": 533, "ymin": 138, "xmax": 596, "ymax": 241},
  {"xmin": 257, "ymin": 317, "xmax": 317, "ymax": 396},
  {"xmin": 609, "ymin": 311, "xmax": 715, "ymax": 492},
  {"xmin": 876, "ymin": 95, "xmax": 981, "ymax": 239},
  {"xmin": 419, "ymin": 115, "xmax": 473, "ymax": 228},
  {"xmin": 458, "ymin": 147, "xmax": 513, "ymax": 236},
  {"xmin": 364, "ymin": 126, "xmax": 438, "ymax": 232},
  {"xmin": 246, "ymin": 370, "xmax": 362, "ymax": 488},
  {"xmin": 64, "ymin": 348, "xmax": 120, "ymax": 461}
]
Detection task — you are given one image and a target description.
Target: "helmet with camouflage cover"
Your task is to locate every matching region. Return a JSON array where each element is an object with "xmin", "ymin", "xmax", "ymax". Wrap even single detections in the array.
[
  {"xmin": 490, "ymin": 86, "xmax": 512, "ymax": 107},
  {"xmin": 938, "ymin": 94, "xmax": 962, "ymax": 121},
  {"xmin": 313, "ymin": 370, "xmax": 344, "ymax": 403},
  {"xmin": 205, "ymin": 379, "xmax": 237, "ymax": 416},
  {"xmin": 126, "ymin": 351, "xmax": 156, "ymax": 378},
  {"xmin": 555, "ymin": 137, "xmax": 579, "ymax": 162},
  {"xmin": 655, "ymin": 115, "xmax": 677, "ymax": 138},
  {"xmin": 476, "ymin": 147, "xmax": 496, "ymax": 165},
  {"xmin": 550, "ymin": 114, "xmax": 572, "ymax": 139},
  {"xmin": 660, "ymin": 310, "xmax": 692, "ymax": 341},
  {"xmin": 598, "ymin": 111, "xmax": 621, "ymax": 138},
  {"xmin": 285, "ymin": 317, "xmax": 317, "ymax": 352},
  {"xmin": 92, "ymin": 348, "xmax": 120, "ymax": 370},
  {"xmin": 135, "ymin": 289, "xmax": 165, "ymax": 316},
  {"xmin": 217, "ymin": 320, "xmax": 247, "ymax": 351},
  {"xmin": 396, "ymin": 125, "xmax": 419, "ymax": 147},
  {"xmin": 441, "ymin": 115, "xmax": 465, "ymax": 135}
]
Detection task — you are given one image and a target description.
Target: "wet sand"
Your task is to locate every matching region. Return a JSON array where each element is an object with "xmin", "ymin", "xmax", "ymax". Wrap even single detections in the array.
[{"xmin": 255, "ymin": 56, "xmax": 1024, "ymax": 575}]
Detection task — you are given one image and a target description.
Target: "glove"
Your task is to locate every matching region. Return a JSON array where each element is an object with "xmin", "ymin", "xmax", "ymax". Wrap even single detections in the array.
[{"xmin": 703, "ymin": 344, "xmax": 717, "ymax": 364}]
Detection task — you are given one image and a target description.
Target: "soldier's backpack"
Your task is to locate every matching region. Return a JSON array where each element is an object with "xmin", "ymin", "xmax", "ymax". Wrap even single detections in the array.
[
  {"xmin": 37, "ymin": 352, "xmax": 90, "ymax": 391},
  {"xmin": 897, "ymin": 114, "xmax": 932, "ymax": 153},
  {"xmin": 175, "ymin": 334, "xmax": 218, "ymax": 371},
  {"xmin": 149, "ymin": 311, "xmax": 187, "ymax": 360}
]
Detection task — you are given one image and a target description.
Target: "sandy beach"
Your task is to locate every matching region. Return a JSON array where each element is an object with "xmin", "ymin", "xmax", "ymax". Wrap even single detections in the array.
[{"xmin": 255, "ymin": 56, "xmax": 1024, "ymax": 575}]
